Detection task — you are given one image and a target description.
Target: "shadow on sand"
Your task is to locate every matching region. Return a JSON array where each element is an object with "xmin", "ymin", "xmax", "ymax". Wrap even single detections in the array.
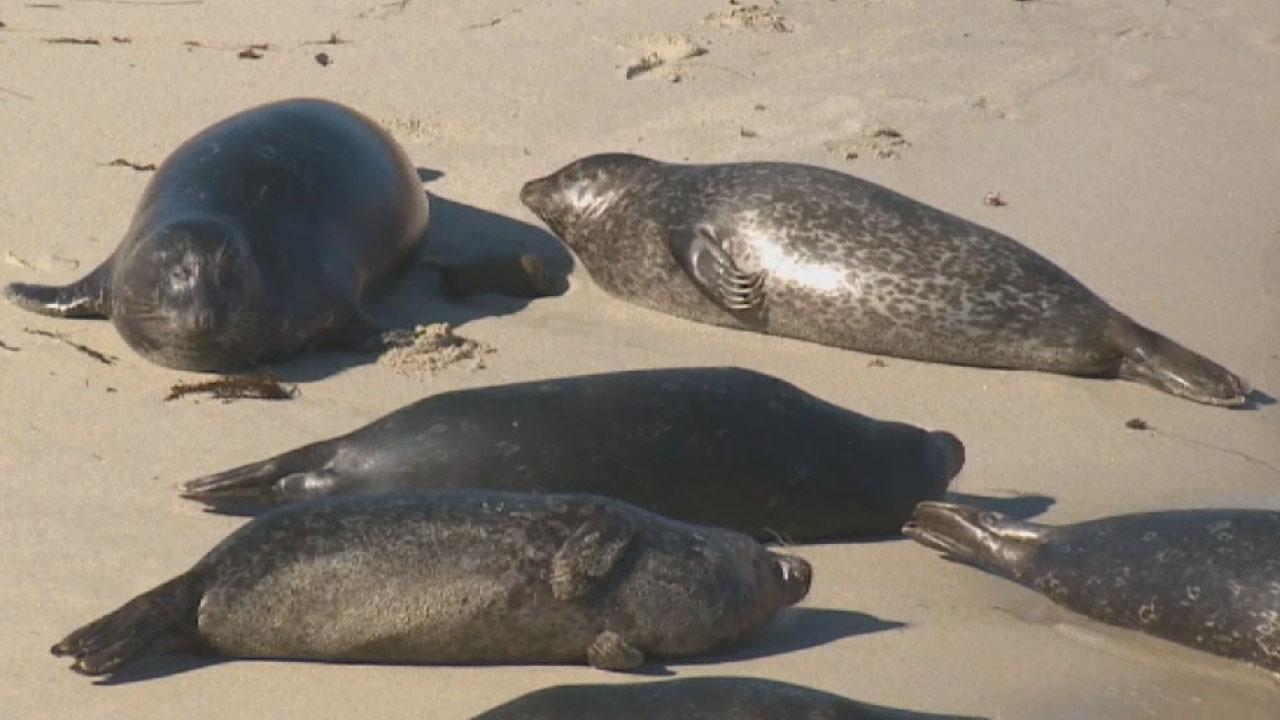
[
  {"xmin": 267, "ymin": 168, "xmax": 572, "ymax": 382},
  {"xmin": 943, "ymin": 492, "xmax": 1056, "ymax": 522}
]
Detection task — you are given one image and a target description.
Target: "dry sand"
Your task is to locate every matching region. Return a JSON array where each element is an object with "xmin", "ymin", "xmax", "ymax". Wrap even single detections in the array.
[{"xmin": 2, "ymin": 1, "xmax": 1278, "ymax": 718}]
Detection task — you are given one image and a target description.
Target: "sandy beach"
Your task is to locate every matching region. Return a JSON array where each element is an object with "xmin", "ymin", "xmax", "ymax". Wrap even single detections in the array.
[{"xmin": 2, "ymin": 1, "xmax": 1278, "ymax": 718}]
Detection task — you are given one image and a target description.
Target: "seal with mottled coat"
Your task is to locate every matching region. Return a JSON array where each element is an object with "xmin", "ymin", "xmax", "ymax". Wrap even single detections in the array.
[
  {"xmin": 471, "ymin": 677, "xmax": 988, "ymax": 720},
  {"xmin": 520, "ymin": 154, "xmax": 1249, "ymax": 406},
  {"xmin": 52, "ymin": 490, "xmax": 812, "ymax": 676},
  {"xmin": 4, "ymin": 98, "xmax": 428, "ymax": 371},
  {"xmin": 179, "ymin": 366, "xmax": 965, "ymax": 541},
  {"xmin": 904, "ymin": 502, "xmax": 1280, "ymax": 673}
]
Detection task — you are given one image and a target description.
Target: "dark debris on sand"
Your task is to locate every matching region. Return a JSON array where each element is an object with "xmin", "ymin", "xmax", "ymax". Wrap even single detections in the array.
[
  {"xmin": 166, "ymin": 374, "xmax": 297, "ymax": 403},
  {"xmin": 102, "ymin": 158, "xmax": 157, "ymax": 171},
  {"xmin": 23, "ymin": 327, "xmax": 117, "ymax": 365}
]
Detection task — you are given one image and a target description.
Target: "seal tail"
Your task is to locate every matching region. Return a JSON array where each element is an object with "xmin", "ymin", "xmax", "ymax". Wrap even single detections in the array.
[
  {"xmin": 1112, "ymin": 321, "xmax": 1250, "ymax": 407},
  {"xmin": 902, "ymin": 502, "xmax": 1045, "ymax": 579},
  {"xmin": 3, "ymin": 260, "xmax": 112, "ymax": 318},
  {"xmin": 180, "ymin": 442, "xmax": 337, "ymax": 511},
  {"xmin": 52, "ymin": 573, "xmax": 201, "ymax": 676}
]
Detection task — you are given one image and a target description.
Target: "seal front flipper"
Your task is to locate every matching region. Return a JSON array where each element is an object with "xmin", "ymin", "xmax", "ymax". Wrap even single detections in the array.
[
  {"xmin": 4, "ymin": 258, "xmax": 112, "ymax": 318},
  {"xmin": 180, "ymin": 441, "xmax": 339, "ymax": 510},
  {"xmin": 1111, "ymin": 320, "xmax": 1251, "ymax": 407},
  {"xmin": 52, "ymin": 573, "xmax": 202, "ymax": 675},
  {"xmin": 322, "ymin": 309, "xmax": 397, "ymax": 354},
  {"xmin": 668, "ymin": 227, "xmax": 767, "ymax": 312},
  {"xmin": 585, "ymin": 630, "xmax": 644, "ymax": 671},
  {"xmin": 550, "ymin": 506, "xmax": 636, "ymax": 600}
]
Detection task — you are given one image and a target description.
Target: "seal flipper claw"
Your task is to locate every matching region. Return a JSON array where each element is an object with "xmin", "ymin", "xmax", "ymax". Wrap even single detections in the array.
[
  {"xmin": 52, "ymin": 573, "xmax": 201, "ymax": 676},
  {"xmin": 550, "ymin": 507, "xmax": 636, "ymax": 600},
  {"xmin": 585, "ymin": 630, "xmax": 644, "ymax": 671},
  {"xmin": 669, "ymin": 227, "xmax": 766, "ymax": 313},
  {"xmin": 4, "ymin": 260, "xmax": 112, "ymax": 318},
  {"xmin": 181, "ymin": 442, "xmax": 337, "ymax": 509}
]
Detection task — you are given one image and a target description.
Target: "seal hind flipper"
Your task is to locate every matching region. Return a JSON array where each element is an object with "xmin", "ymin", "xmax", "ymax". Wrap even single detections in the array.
[
  {"xmin": 181, "ymin": 442, "xmax": 338, "ymax": 509},
  {"xmin": 902, "ymin": 502, "xmax": 1046, "ymax": 580},
  {"xmin": 550, "ymin": 506, "xmax": 636, "ymax": 600},
  {"xmin": 52, "ymin": 573, "xmax": 201, "ymax": 676},
  {"xmin": 585, "ymin": 630, "xmax": 644, "ymax": 671},
  {"xmin": 1112, "ymin": 321, "xmax": 1250, "ymax": 406},
  {"xmin": 668, "ymin": 227, "xmax": 767, "ymax": 312},
  {"xmin": 4, "ymin": 259, "xmax": 112, "ymax": 318}
]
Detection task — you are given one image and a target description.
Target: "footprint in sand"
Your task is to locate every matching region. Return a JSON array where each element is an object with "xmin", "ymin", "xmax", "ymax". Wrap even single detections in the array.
[
  {"xmin": 618, "ymin": 33, "xmax": 707, "ymax": 82},
  {"xmin": 705, "ymin": 0, "xmax": 793, "ymax": 33},
  {"xmin": 377, "ymin": 115, "xmax": 458, "ymax": 144},
  {"xmin": 822, "ymin": 121, "xmax": 910, "ymax": 161}
]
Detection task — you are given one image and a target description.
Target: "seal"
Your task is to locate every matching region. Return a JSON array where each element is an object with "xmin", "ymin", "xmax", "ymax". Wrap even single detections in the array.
[
  {"xmin": 179, "ymin": 366, "xmax": 965, "ymax": 541},
  {"xmin": 51, "ymin": 490, "xmax": 812, "ymax": 676},
  {"xmin": 470, "ymin": 677, "xmax": 987, "ymax": 720},
  {"xmin": 903, "ymin": 502, "xmax": 1280, "ymax": 673},
  {"xmin": 520, "ymin": 154, "xmax": 1249, "ymax": 406},
  {"xmin": 3, "ymin": 98, "xmax": 428, "ymax": 371}
]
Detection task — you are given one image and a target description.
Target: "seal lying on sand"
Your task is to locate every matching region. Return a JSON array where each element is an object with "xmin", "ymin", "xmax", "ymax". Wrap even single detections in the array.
[
  {"xmin": 470, "ymin": 677, "xmax": 987, "ymax": 720},
  {"xmin": 4, "ymin": 98, "xmax": 428, "ymax": 371},
  {"xmin": 52, "ymin": 490, "xmax": 811, "ymax": 676},
  {"xmin": 520, "ymin": 154, "xmax": 1249, "ymax": 406},
  {"xmin": 904, "ymin": 502, "xmax": 1280, "ymax": 673},
  {"xmin": 180, "ymin": 367, "xmax": 965, "ymax": 541}
]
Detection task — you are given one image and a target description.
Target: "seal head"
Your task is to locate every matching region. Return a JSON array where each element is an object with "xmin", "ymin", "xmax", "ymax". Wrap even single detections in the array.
[
  {"xmin": 520, "ymin": 153, "xmax": 658, "ymax": 241},
  {"xmin": 109, "ymin": 216, "xmax": 266, "ymax": 370}
]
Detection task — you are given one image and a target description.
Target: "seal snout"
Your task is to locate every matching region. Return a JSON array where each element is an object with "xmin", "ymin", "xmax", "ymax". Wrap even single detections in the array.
[
  {"xmin": 930, "ymin": 431, "xmax": 966, "ymax": 481},
  {"xmin": 772, "ymin": 553, "xmax": 812, "ymax": 605},
  {"xmin": 519, "ymin": 177, "xmax": 549, "ymax": 211}
]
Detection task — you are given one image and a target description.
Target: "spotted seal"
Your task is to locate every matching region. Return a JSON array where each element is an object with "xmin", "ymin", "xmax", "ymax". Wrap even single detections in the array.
[
  {"xmin": 904, "ymin": 502, "xmax": 1280, "ymax": 673},
  {"xmin": 179, "ymin": 366, "xmax": 965, "ymax": 541},
  {"xmin": 520, "ymin": 154, "xmax": 1249, "ymax": 406},
  {"xmin": 4, "ymin": 98, "xmax": 428, "ymax": 371},
  {"xmin": 471, "ymin": 677, "xmax": 987, "ymax": 720},
  {"xmin": 52, "ymin": 490, "xmax": 811, "ymax": 676}
]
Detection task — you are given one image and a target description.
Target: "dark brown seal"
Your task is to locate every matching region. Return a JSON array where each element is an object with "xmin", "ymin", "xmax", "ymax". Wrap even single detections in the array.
[
  {"xmin": 52, "ymin": 490, "xmax": 811, "ymax": 676},
  {"xmin": 904, "ymin": 502, "xmax": 1280, "ymax": 673},
  {"xmin": 520, "ymin": 154, "xmax": 1249, "ymax": 406},
  {"xmin": 4, "ymin": 98, "xmax": 428, "ymax": 371},
  {"xmin": 470, "ymin": 677, "xmax": 988, "ymax": 720},
  {"xmin": 180, "ymin": 367, "xmax": 965, "ymax": 542}
]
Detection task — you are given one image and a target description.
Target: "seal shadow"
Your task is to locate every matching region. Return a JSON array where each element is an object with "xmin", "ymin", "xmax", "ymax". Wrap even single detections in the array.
[
  {"xmin": 90, "ymin": 653, "xmax": 222, "ymax": 686},
  {"xmin": 265, "ymin": 168, "xmax": 573, "ymax": 383},
  {"xmin": 1241, "ymin": 389, "xmax": 1275, "ymax": 409},
  {"xmin": 683, "ymin": 607, "xmax": 905, "ymax": 667},
  {"xmin": 943, "ymin": 491, "xmax": 1056, "ymax": 522}
]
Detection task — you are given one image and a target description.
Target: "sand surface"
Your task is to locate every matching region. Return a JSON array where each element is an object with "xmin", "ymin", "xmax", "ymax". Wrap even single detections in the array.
[{"xmin": 2, "ymin": 1, "xmax": 1278, "ymax": 718}]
